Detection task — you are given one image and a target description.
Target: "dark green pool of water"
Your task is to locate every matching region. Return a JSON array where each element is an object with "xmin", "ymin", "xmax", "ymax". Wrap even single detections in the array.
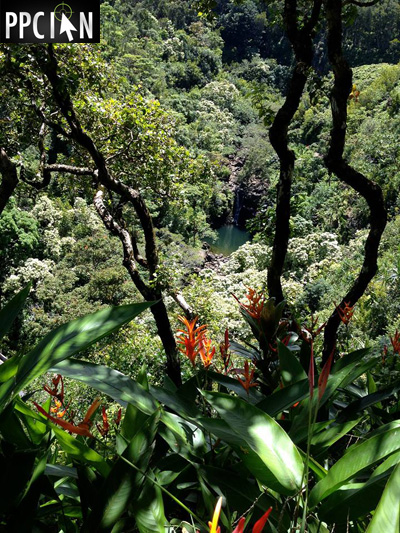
[{"xmin": 209, "ymin": 225, "xmax": 251, "ymax": 256}]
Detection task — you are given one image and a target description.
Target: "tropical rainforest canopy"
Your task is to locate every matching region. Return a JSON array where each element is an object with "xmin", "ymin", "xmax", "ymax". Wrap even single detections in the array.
[{"xmin": 0, "ymin": 1, "xmax": 400, "ymax": 531}]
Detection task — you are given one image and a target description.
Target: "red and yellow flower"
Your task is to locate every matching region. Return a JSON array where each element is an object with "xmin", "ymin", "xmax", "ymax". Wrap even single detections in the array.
[
  {"xmin": 237, "ymin": 361, "xmax": 258, "ymax": 394},
  {"xmin": 176, "ymin": 315, "xmax": 207, "ymax": 366},
  {"xmin": 209, "ymin": 497, "xmax": 272, "ymax": 533}
]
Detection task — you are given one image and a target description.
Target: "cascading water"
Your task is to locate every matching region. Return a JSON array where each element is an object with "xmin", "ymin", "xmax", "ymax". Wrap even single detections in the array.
[{"xmin": 233, "ymin": 187, "xmax": 244, "ymax": 226}]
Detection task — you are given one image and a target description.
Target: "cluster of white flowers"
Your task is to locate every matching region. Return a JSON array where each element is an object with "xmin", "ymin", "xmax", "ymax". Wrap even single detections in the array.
[
  {"xmin": 4, "ymin": 258, "xmax": 55, "ymax": 293},
  {"xmin": 200, "ymin": 81, "xmax": 239, "ymax": 111}
]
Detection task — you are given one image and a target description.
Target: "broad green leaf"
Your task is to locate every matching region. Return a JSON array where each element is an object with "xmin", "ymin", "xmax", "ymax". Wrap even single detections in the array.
[
  {"xmin": 229, "ymin": 340, "xmax": 260, "ymax": 361},
  {"xmin": 198, "ymin": 417, "xmax": 291, "ymax": 490},
  {"xmin": 331, "ymin": 348, "xmax": 371, "ymax": 374},
  {"xmin": 202, "ymin": 391, "xmax": 303, "ymax": 494},
  {"xmin": 52, "ymin": 358, "xmax": 157, "ymax": 415},
  {"xmin": 14, "ymin": 397, "xmax": 50, "ymax": 444},
  {"xmin": 290, "ymin": 357, "xmax": 376, "ymax": 438},
  {"xmin": 52, "ymin": 427, "xmax": 111, "ymax": 477},
  {"xmin": 0, "ymin": 301, "xmax": 154, "ymax": 411},
  {"xmin": 278, "ymin": 341, "xmax": 307, "ymax": 386},
  {"xmin": 160, "ymin": 411, "xmax": 206, "ymax": 458},
  {"xmin": 318, "ymin": 472, "xmax": 389, "ymax": 524},
  {"xmin": 150, "ymin": 384, "xmax": 200, "ymax": 419},
  {"xmin": 121, "ymin": 403, "xmax": 151, "ymax": 442},
  {"xmin": 45, "ymin": 464, "xmax": 78, "ymax": 479},
  {"xmin": 198, "ymin": 465, "xmax": 284, "ymax": 528},
  {"xmin": 337, "ymin": 380, "xmax": 400, "ymax": 422},
  {"xmin": 371, "ymin": 450, "xmax": 400, "ymax": 479},
  {"xmin": 311, "ymin": 418, "xmax": 363, "ymax": 459},
  {"xmin": 0, "ymin": 356, "xmax": 21, "ymax": 383},
  {"xmin": 367, "ymin": 372, "xmax": 377, "ymax": 394},
  {"xmin": 366, "ymin": 463, "xmax": 400, "ymax": 533},
  {"xmin": 0, "ymin": 283, "xmax": 31, "ymax": 342},
  {"xmin": 309, "ymin": 421, "xmax": 400, "ymax": 507},
  {"xmin": 297, "ymin": 448, "xmax": 327, "ymax": 481},
  {"xmin": 256, "ymin": 378, "xmax": 309, "ymax": 416},
  {"xmin": 132, "ymin": 478, "xmax": 167, "ymax": 533},
  {"xmin": 84, "ymin": 411, "xmax": 160, "ymax": 531}
]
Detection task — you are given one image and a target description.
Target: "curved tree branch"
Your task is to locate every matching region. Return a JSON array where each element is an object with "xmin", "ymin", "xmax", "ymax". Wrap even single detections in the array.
[
  {"xmin": 268, "ymin": 0, "xmax": 322, "ymax": 303},
  {"xmin": 322, "ymin": 0, "xmax": 387, "ymax": 363},
  {"xmin": 344, "ymin": 0, "xmax": 380, "ymax": 6},
  {"xmin": 33, "ymin": 45, "xmax": 182, "ymax": 385}
]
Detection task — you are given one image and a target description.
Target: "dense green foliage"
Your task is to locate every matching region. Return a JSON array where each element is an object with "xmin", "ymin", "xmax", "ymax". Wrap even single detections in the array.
[{"xmin": 1, "ymin": 0, "xmax": 400, "ymax": 530}]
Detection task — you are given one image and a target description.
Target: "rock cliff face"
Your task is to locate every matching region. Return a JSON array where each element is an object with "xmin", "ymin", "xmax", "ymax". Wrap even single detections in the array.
[
  {"xmin": 233, "ymin": 175, "xmax": 268, "ymax": 228},
  {"xmin": 224, "ymin": 156, "xmax": 268, "ymax": 229}
]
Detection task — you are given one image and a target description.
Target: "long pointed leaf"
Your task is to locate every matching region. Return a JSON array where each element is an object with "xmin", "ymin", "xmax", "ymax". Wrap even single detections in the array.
[
  {"xmin": 202, "ymin": 391, "xmax": 303, "ymax": 494},
  {"xmin": 0, "ymin": 283, "xmax": 31, "ymax": 342},
  {"xmin": 52, "ymin": 358, "xmax": 157, "ymax": 415},
  {"xmin": 309, "ymin": 421, "xmax": 400, "ymax": 507},
  {"xmin": 366, "ymin": 463, "xmax": 400, "ymax": 533},
  {"xmin": 0, "ymin": 301, "xmax": 154, "ymax": 411}
]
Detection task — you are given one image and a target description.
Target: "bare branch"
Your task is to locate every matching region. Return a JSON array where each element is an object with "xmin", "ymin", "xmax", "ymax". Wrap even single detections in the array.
[
  {"xmin": 45, "ymin": 164, "xmax": 95, "ymax": 176},
  {"xmin": 170, "ymin": 291, "xmax": 194, "ymax": 320},
  {"xmin": 93, "ymin": 190, "xmax": 151, "ymax": 298}
]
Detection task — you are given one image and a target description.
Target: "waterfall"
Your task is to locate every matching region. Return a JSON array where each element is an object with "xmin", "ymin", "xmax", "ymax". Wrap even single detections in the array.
[{"xmin": 233, "ymin": 187, "xmax": 244, "ymax": 226}]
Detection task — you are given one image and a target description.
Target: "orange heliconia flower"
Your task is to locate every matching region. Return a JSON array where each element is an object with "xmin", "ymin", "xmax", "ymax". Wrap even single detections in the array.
[
  {"xmin": 299, "ymin": 316, "xmax": 326, "ymax": 344},
  {"xmin": 33, "ymin": 397, "xmax": 101, "ymax": 439},
  {"xmin": 97, "ymin": 406, "xmax": 110, "ymax": 437},
  {"xmin": 233, "ymin": 287, "xmax": 265, "ymax": 320},
  {"xmin": 199, "ymin": 337, "xmax": 216, "ymax": 369},
  {"xmin": 335, "ymin": 301, "xmax": 355, "ymax": 325},
  {"xmin": 176, "ymin": 315, "xmax": 207, "ymax": 366},
  {"xmin": 237, "ymin": 361, "xmax": 258, "ymax": 394},
  {"xmin": 44, "ymin": 374, "xmax": 64, "ymax": 403}
]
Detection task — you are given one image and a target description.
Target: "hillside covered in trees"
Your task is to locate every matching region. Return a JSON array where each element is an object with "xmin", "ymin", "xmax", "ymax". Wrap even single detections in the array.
[{"xmin": 1, "ymin": 1, "xmax": 400, "ymax": 531}]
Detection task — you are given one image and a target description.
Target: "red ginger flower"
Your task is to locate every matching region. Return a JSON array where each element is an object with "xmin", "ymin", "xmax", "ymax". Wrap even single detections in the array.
[
  {"xmin": 390, "ymin": 330, "xmax": 400, "ymax": 354},
  {"xmin": 209, "ymin": 497, "xmax": 272, "ymax": 533},
  {"xmin": 237, "ymin": 361, "xmax": 258, "ymax": 394},
  {"xmin": 318, "ymin": 346, "xmax": 335, "ymax": 401},
  {"xmin": 299, "ymin": 316, "xmax": 326, "ymax": 344},
  {"xmin": 220, "ymin": 329, "xmax": 232, "ymax": 374},
  {"xmin": 176, "ymin": 315, "xmax": 207, "ymax": 366},
  {"xmin": 232, "ymin": 508, "xmax": 272, "ymax": 533},
  {"xmin": 33, "ymin": 397, "xmax": 101, "ymax": 439},
  {"xmin": 115, "ymin": 407, "xmax": 122, "ymax": 427}
]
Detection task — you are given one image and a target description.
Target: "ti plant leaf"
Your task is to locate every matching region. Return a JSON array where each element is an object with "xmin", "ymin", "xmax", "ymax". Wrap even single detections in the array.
[
  {"xmin": 366, "ymin": 463, "xmax": 400, "ymax": 533},
  {"xmin": 0, "ymin": 301, "xmax": 154, "ymax": 412},
  {"xmin": 202, "ymin": 391, "xmax": 303, "ymax": 495}
]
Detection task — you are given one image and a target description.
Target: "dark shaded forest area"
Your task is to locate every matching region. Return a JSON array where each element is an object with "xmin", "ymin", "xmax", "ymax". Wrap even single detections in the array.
[{"xmin": 0, "ymin": 1, "xmax": 400, "ymax": 531}]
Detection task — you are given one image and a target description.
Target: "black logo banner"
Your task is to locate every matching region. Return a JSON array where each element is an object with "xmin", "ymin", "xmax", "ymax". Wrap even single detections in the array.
[{"xmin": 0, "ymin": 1, "xmax": 100, "ymax": 43}]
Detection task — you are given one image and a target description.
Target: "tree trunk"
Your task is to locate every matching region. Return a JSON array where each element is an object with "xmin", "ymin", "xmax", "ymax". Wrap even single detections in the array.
[{"xmin": 322, "ymin": 0, "xmax": 387, "ymax": 363}]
